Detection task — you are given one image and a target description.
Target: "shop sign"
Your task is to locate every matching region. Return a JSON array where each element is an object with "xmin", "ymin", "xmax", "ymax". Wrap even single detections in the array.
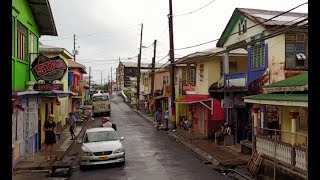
[
  {"xmin": 31, "ymin": 54, "xmax": 67, "ymax": 81},
  {"xmin": 221, "ymin": 99, "xmax": 233, "ymax": 108},
  {"xmin": 34, "ymin": 83, "xmax": 63, "ymax": 91}
]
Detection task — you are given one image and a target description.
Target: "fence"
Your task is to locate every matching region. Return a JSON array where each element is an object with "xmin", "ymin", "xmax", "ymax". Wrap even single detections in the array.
[{"xmin": 255, "ymin": 127, "xmax": 308, "ymax": 174}]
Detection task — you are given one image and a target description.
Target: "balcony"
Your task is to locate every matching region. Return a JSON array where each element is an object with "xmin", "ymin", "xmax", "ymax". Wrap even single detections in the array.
[
  {"xmin": 224, "ymin": 72, "xmax": 247, "ymax": 88},
  {"xmin": 255, "ymin": 127, "xmax": 307, "ymax": 175}
]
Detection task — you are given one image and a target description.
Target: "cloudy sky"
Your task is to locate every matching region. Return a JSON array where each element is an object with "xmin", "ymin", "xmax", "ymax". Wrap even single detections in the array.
[{"xmin": 40, "ymin": 0, "xmax": 308, "ymax": 83}]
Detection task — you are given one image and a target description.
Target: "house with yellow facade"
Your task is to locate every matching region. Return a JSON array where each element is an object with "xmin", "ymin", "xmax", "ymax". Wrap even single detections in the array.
[
  {"xmin": 38, "ymin": 44, "xmax": 73, "ymax": 144},
  {"xmin": 244, "ymin": 73, "xmax": 307, "ymax": 179},
  {"xmin": 215, "ymin": 7, "xmax": 308, "ymax": 178},
  {"xmin": 174, "ymin": 48, "xmax": 247, "ymax": 138}
]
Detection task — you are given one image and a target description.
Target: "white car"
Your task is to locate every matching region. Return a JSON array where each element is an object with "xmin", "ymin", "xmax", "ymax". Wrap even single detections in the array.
[{"xmin": 79, "ymin": 127, "xmax": 125, "ymax": 168}]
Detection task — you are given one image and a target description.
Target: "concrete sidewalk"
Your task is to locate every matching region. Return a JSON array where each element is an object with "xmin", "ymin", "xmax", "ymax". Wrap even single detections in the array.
[
  {"xmin": 13, "ymin": 125, "xmax": 83, "ymax": 172},
  {"xmin": 132, "ymin": 107, "xmax": 253, "ymax": 178}
]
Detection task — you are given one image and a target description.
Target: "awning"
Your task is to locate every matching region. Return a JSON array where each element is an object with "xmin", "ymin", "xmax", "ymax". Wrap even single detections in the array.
[
  {"xmin": 12, "ymin": 91, "xmax": 39, "ymax": 96},
  {"xmin": 154, "ymin": 95, "xmax": 169, "ymax": 100},
  {"xmin": 72, "ymin": 96, "xmax": 83, "ymax": 99},
  {"xmin": 244, "ymin": 94, "xmax": 308, "ymax": 107},
  {"xmin": 38, "ymin": 90, "xmax": 69, "ymax": 98},
  {"xmin": 176, "ymin": 95, "xmax": 214, "ymax": 114}
]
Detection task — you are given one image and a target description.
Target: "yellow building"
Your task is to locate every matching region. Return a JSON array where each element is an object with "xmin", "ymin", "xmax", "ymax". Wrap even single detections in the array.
[
  {"xmin": 174, "ymin": 48, "xmax": 247, "ymax": 137},
  {"xmin": 244, "ymin": 73, "xmax": 308, "ymax": 177},
  {"xmin": 37, "ymin": 44, "xmax": 73, "ymax": 144}
]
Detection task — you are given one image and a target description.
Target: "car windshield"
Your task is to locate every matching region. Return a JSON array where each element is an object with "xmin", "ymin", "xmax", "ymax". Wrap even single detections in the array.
[
  {"xmin": 92, "ymin": 95, "xmax": 109, "ymax": 102},
  {"xmin": 84, "ymin": 131, "xmax": 118, "ymax": 143}
]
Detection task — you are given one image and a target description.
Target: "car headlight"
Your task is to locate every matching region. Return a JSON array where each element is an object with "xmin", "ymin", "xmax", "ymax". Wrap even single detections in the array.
[
  {"xmin": 82, "ymin": 152, "xmax": 93, "ymax": 156},
  {"xmin": 113, "ymin": 148, "xmax": 124, "ymax": 154}
]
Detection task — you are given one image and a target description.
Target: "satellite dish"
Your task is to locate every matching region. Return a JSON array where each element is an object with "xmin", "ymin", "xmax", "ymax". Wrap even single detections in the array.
[{"xmin": 296, "ymin": 53, "xmax": 306, "ymax": 61}]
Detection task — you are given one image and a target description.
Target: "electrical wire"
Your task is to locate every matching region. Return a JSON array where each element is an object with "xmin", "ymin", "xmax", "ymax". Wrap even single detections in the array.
[
  {"xmin": 174, "ymin": 0, "xmax": 218, "ymax": 17},
  {"xmin": 174, "ymin": 2, "xmax": 308, "ymax": 50}
]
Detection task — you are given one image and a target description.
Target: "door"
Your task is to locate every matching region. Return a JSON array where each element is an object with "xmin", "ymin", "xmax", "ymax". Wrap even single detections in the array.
[
  {"xmin": 199, "ymin": 105, "xmax": 205, "ymax": 134},
  {"xmin": 237, "ymin": 108, "xmax": 249, "ymax": 143}
]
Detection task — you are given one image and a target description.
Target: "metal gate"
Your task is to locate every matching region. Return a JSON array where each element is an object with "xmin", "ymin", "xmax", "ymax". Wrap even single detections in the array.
[{"xmin": 23, "ymin": 96, "xmax": 38, "ymax": 161}]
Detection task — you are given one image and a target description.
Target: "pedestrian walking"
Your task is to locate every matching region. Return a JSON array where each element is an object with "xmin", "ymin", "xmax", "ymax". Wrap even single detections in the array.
[
  {"xmin": 101, "ymin": 117, "xmax": 112, "ymax": 127},
  {"xmin": 69, "ymin": 112, "xmax": 77, "ymax": 140},
  {"xmin": 164, "ymin": 109, "xmax": 169, "ymax": 130},
  {"xmin": 155, "ymin": 109, "xmax": 163, "ymax": 129},
  {"xmin": 43, "ymin": 114, "xmax": 56, "ymax": 161}
]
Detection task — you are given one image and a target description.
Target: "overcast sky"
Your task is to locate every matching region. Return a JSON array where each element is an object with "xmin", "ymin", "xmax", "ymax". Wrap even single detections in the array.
[{"xmin": 40, "ymin": 0, "xmax": 308, "ymax": 83}]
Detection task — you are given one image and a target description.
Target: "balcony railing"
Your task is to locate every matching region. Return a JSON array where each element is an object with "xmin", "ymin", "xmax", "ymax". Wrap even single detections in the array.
[
  {"xmin": 224, "ymin": 72, "xmax": 247, "ymax": 88},
  {"xmin": 255, "ymin": 127, "xmax": 308, "ymax": 174}
]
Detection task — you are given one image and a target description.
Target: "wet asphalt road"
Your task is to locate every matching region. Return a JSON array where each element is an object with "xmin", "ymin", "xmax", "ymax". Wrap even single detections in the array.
[{"xmin": 69, "ymin": 93, "xmax": 228, "ymax": 180}]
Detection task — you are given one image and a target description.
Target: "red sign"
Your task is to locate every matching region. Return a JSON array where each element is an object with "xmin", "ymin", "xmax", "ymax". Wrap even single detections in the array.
[
  {"xmin": 31, "ymin": 55, "xmax": 67, "ymax": 81},
  {"xmin": 34, "ymin": 84, "xmax": 63, "ymax": 91}
]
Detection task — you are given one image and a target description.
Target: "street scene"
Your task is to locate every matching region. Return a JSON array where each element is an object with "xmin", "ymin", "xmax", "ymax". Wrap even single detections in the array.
[{"xmin": 12, "ymin": 0, "xmax": 308, "ymax": 180}]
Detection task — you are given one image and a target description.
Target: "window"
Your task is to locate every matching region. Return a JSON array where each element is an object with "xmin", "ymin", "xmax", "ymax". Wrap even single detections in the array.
[
  {"xmin": 298, "ymin": 108, "xmax": 308, "ymax": 131},
  {"xmin": 92, "ymin": 95, "xmax": 109, "ymax": 102},
  {"xmin": 229, "ymin": 62, "xmax": 237, "ymax": 73},
  {"xmin": 85, "ymin": 131, "xmax": 118, "ymax": 142},
  {"xmin": 12, "ymin": 17, "xmax": 15, "ymax": 57},
  {"xmin": 29, "ymin": 33, "xmax": 38, "ymax": 63},
  {"xmin": 285, "ymin": 33, "xmax": 308, "ymax": 68},
  {"xmin": 163, "ymin": 76, "xmax": 169, "ymax": 84},
  {"xmin": 17, "ymin": 21, "xmax": 28, "ymax": 61},
  {"xmin": 189, "ymin": 68, "xmax": 196, "ymax": 84},
  {"xmin": 250, "ymin": 43, "xmax": 265, "ymax": 70},
  {"xmin": 199, "ymin": 64, "xmax": 204, "ymax": 81},
  {"xmin": 238, "ymin": 18, "xmax": 247, "ymax": 35}
]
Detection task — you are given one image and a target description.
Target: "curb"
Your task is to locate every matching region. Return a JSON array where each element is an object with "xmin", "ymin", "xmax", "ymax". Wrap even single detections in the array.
[
  {"xmin": 14, "ymin": 120, "xmax": 90, "ymax": 172},
  {"xmin": 131, "ymin": 107, "xmax": 222, "ymax": 166}
]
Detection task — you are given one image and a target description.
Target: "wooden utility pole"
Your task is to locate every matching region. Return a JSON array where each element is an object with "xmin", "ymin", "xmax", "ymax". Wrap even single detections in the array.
[
  {"xmin": 151, "ymin": 40, "xmax": 157, "ymax": 98},
  {"xmin": 110, "ymin": 67, "xmax": 113, "ymax": 94},
  {"xmin": 136, "ymin": 23, "xmax": 143, "ymax": 110},
  {"xmin": 73, "ymin": 34, "xmax": 76, "ymax": 61},
  {"xmin": 168, "ymin": 0, "xmax": 176, "ymax": 129},
  {"xmin": 88, "ymin": 67, "xmax": 91, "ymax": 101}
]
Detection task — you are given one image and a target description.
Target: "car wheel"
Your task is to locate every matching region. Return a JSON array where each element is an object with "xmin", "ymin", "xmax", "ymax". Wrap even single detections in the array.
[{"xmin": 119, "ymin": 158, "xmax": 125, "ymax": 166}]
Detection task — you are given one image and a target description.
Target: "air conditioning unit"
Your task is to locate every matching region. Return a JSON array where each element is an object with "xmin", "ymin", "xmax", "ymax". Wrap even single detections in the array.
[{"xmin": 296, "ymin": 53, "xmax": 307, "ymax": 61}]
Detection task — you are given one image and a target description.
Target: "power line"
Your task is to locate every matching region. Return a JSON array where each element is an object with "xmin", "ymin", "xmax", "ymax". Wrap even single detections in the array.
[
  {"xmin": 174, "ymin": 2, "xmax": 308, "ymax": 50},
  {"xmin": 174, "ymin": 0, "xmax": 218, "ymax": 17}
]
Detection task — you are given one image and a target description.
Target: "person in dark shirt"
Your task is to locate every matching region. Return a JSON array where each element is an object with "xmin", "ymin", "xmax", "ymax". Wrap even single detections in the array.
[{"xmin": 43, "ymin": 114, "xmax": 56, "ymax": 161}]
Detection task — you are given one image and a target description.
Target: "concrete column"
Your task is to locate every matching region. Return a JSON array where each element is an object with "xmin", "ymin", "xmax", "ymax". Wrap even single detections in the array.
[
  {"xmin": 253, "ymin": 107, "xmax": 260, "ymax": 135},
  {"xmin": 289, "ymin": 110, "xmax": 299, "ymax": 145},
  {"xmin": 224, "ymin": 52, "xmax": 229, "ymax": 74}
]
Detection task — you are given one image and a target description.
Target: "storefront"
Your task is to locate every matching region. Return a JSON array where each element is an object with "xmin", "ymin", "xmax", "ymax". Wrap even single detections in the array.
[
  {"xmin": 12, "ymin": 93, "xmax": 40, "ymax": 168},
  {"xmin": 176, "ymin": 94, "xmax": 224, "ymax": 137}
]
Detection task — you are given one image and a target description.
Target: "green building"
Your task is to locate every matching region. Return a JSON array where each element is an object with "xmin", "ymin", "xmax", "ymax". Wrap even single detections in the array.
[{"xmin": 12, "ymin": 0, "xmax": 57, "ymax": 168}]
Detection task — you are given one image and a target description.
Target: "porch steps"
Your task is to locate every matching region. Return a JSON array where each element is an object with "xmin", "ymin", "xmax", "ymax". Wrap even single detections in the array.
[{"xmin": 247, "ymin": 150, "xmax": 263, "ymax": 176}]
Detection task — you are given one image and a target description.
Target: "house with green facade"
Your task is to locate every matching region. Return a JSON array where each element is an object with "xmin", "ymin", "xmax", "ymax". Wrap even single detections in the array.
[{"xmin": 12, "ymin": 0, "xmax": 57, "ymax": 168}]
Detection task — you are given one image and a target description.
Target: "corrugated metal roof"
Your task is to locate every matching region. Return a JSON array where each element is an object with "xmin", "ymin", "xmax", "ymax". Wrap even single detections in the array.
[
  {"xmin": 68, "ymin": 60, "xmax": 87, "ymax": 73},
  {"xmin": 244, "ymin": 94, "xmax": 307, "ymax": 102},
  {"xmin": 238, "ymin": 8, "xmax": 307, "ymax": 26},
  {"xmin": 176, "ymin": 47, "xmax": 247, "ymax": 64},
  {"xmin": 264, "ymin": 73, "xmax": 308, "ymax": 88},
  {"xmin": 27, "ymin": 0, "xmax": 58, "ymax": 36},
  {"xmin": 121, "ymin": 62, "xmax": 150, "ymax": 68}
]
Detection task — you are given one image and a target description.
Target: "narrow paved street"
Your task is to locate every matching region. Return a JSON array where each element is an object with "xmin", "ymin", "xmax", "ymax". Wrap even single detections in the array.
[{"xmin": 68, "ymin": 94, "xmax": 228, "ymax": 180}]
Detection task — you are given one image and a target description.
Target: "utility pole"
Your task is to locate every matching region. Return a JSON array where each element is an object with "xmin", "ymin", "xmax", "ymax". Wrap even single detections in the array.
[
  {"xmin": 111, "ymin": 67, "xmax": 113, "ymax": 94},
  {"xmin": 73, "ymin": 34, "xmax": 76, "ymax": 61},
  {"xmin": 136, "ymin": 23, "xmax": 143, "ymax": 110},
  {"xmin": 89, "ymin": 67, "xmax": 91, "ymax": 102},
  {"xmin": 168, "ymin": 0, "xmax": 176, "ymax": 129},
  {"xmin": 151, "ymin": 40, "xmax": 157, "ymax": 98},
  {"xmin": 100, "ymin": 71, "xmax": 102, "ymax": 89}
]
